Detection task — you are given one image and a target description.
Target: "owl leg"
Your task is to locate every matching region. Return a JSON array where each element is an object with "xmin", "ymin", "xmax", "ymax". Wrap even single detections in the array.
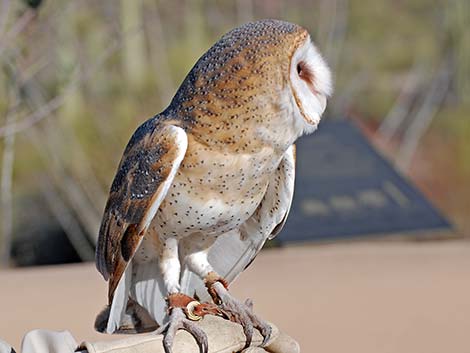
[
  {"xmin": 183, "ymin": 238, "xmax": 271, "ymax": 348},
  {"xmin": 205, "ymin": 273, "xmax": 272, "ymax": 349},
  {"xmin": 158, "ymin": 237, "xmax": 181, "ymax": 294},
  {"xmin": 157, "ymin": 238, "xmax": 218, "ymax": 353}
]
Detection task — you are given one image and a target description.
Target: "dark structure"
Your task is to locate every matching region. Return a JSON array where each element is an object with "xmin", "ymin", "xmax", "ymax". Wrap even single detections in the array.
[{"xmin": 280, "ymin": 119, "xmax": 451, "ymax": 243}]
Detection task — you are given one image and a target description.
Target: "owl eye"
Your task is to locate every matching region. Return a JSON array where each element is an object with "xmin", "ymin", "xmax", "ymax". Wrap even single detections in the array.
[
  {"xmin": 296, "ymin": 61, "xmax": 315, "ymax": 92},
  {"xmin": 296, "ymin": 61, "xmax": 310, "ymax": 80}
]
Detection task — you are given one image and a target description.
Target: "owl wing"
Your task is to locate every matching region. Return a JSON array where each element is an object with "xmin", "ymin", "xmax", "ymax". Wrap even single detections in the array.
[
  {"xmin": 242, "ymin": 144, "xmax": 296, "ymax": 242},
  {"xmin": 95, "ymin": 120, "xmax": 188, "ymax": 303},
  {"xmin": 180, "ymin": 145, "xmax": 295, "ymax": 300}
]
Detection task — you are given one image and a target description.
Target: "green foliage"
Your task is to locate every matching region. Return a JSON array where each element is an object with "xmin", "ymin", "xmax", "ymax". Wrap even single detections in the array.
[{"xmin": 437, "ymin": 103, "xmax": 470, "ymax": 174}]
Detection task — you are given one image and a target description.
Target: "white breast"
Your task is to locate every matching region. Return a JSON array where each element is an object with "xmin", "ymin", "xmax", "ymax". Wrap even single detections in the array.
[{"xmin": 152, "ymin": 146, "xmax": 283, "ymax": 240}]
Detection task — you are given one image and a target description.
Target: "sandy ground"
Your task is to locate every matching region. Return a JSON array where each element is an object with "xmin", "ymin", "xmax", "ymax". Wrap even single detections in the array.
[{"xmin": 1, "ymin": 240, "xmax": 469, "ymax": 353}]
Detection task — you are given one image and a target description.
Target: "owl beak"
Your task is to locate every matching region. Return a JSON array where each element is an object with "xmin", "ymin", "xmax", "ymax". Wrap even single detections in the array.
[
  {"xmin": 318, "ymin": 94, "xmax": 327, "ymax": 115},
  {"xmin": 302, "ymin": 93, "xmax": 327, "ymax": 127}
]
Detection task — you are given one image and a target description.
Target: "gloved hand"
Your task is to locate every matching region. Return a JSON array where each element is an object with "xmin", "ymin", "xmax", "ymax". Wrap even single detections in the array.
[
  {"xmin": 0, "ymin": 337, "xmax": 16, "ymax": 353},
  {"xmin": 80, "ymin": 316, "xmax": 299, "ymax": 353},
  {"xmin": 6, "ymin": 316, "xmax": 299, "ymax": 353}
]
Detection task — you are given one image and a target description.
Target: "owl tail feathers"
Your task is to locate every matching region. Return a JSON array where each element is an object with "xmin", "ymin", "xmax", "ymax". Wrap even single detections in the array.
[
  {"xmin": 96, "ymin": 261, "xmax": 166, "ymax": 334},
  {"xmin": 94, "ymin": 298, "xmax": 159, "ymax": 334}
]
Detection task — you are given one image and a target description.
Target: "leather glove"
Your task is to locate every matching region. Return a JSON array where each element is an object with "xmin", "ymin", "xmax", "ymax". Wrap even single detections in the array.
[{"xmin": 8, "ymin": 316, "xmax": 299, "ymax": 353}]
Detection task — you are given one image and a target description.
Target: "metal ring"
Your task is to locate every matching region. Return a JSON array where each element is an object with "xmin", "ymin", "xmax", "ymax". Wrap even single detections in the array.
[{"xmin": 186, "ymin": 300, "xmax": 202, "ymax": 321}]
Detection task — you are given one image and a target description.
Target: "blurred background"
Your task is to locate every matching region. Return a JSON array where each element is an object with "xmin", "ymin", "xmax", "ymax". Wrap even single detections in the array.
[
  {"xmin": 0, "ymin": 0, "xmax": 469, "ymax": 352},
  {"xmin": 0, "ymin": 0, "xmax": 469, "ymax": 265}
]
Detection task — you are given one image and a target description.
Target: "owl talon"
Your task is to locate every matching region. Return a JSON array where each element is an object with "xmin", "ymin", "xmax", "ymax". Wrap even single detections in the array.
[
  {"xmin": 156, "ymin": 307, "xmax": 208, "ymax": 353},
  {"xmin": 244, "ymin": 298, "xmax": 254, "ymax": 311},
  {"xmin": 211, "ymin": 282, "xmax": 272, "ymax": 348}
]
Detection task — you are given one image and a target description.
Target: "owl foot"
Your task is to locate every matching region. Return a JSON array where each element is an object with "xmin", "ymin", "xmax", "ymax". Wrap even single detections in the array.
[
  {"xmin": 156, "ymin": 307, "xmax": 207, "ymax": 353},
  {"xmin": 156, "ymin": 293, "xmax": 222, "ymax": 353},
  {"xmin": 211, "ymin": 282, "xmax": 272, "ymax": 349}
]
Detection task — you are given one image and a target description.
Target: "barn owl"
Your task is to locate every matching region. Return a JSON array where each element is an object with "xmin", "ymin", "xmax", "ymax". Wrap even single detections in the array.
[{"xmin": 95, "ymin": 19, "xmax": 332, "ymax": 353}]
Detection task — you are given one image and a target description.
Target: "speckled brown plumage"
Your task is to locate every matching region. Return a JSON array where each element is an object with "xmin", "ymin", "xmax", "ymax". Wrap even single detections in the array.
[{"xmin": 170, "ymin": 20, "xmax": 307, "ymax": 151}]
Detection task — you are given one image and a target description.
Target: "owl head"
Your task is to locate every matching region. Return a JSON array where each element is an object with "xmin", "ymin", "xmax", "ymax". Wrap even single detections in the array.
[
  {"xmin": 169, "ymin": 19, "xmax": 332, "ymax": 148},
  {"xmin": 286, "ymin": 25, "xmax": 333, "ymax": 134}
]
